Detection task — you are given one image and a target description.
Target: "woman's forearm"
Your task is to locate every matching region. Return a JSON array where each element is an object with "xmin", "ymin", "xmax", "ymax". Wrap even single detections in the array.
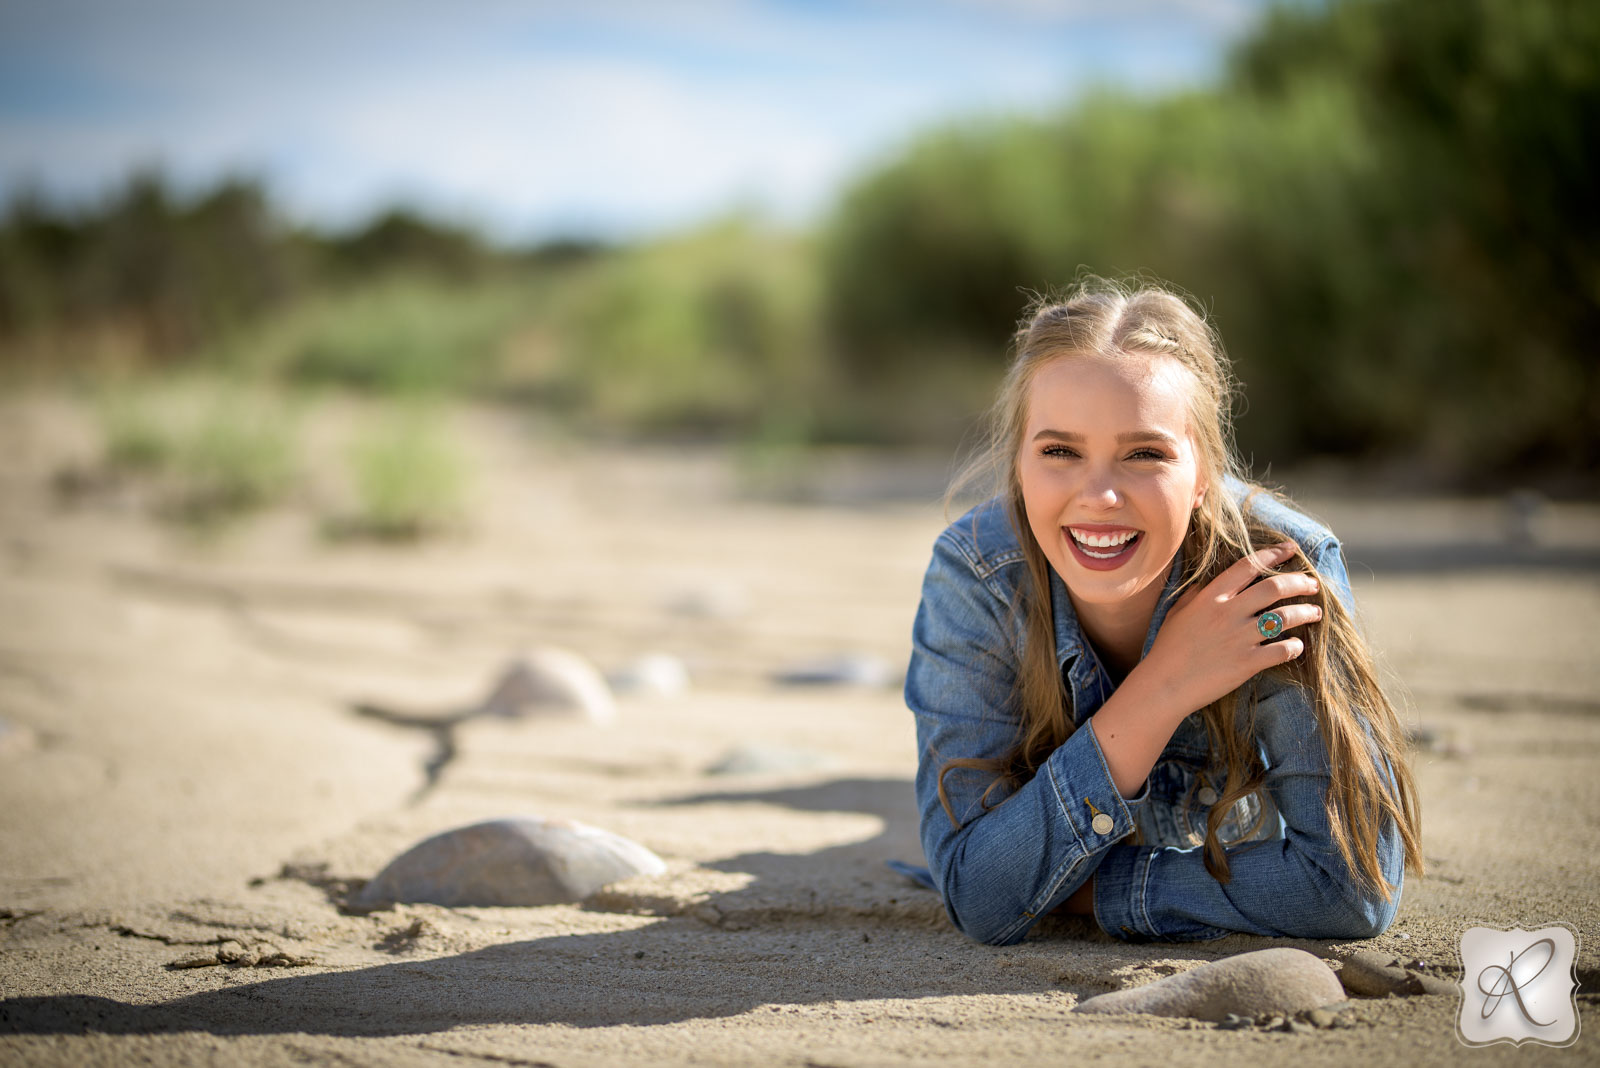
[{"xmin": 1088, "ymin": 661, "xmax": 1192, "ymax": 797}]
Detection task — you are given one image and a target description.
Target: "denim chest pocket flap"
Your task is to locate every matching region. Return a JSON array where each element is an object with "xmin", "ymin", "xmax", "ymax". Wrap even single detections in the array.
[{"xmin": 1137, "ymin": 755, "xmax": 1281, "ymax": 850}]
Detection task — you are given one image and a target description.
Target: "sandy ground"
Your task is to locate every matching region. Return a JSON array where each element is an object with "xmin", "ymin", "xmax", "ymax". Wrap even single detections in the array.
[{"xmin": 1, "ymin": 393, "xmax": 1597, "ymax": 1066}]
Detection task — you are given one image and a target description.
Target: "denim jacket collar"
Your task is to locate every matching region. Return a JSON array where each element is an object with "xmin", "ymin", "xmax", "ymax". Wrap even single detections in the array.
[{"xmin": 1051, "ymin": 548, "xmax": 1186, "ymax": 726}]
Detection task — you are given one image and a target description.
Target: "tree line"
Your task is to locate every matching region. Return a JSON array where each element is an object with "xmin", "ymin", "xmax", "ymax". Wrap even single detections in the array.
[{"xmin": 2, "ymin": 0, "xmax": 1594, "ymax": 483}]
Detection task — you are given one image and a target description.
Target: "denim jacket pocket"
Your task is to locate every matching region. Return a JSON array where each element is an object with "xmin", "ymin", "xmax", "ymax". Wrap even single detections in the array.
[{"xmin": 1135, "ymin": 757, "xmax": 1282, "ymax": 849}]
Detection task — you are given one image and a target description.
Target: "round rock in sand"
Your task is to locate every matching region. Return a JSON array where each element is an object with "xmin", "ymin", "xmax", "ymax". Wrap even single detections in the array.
[
  {"xmin": 1073, "ymin": 947, "xmax": 1345, "ymax": 1022},
  {"xmin": 355, "ymin": 817, "xmax": 665, "ymax": 909},
  {"xmin": 478, "ymin": 650, "xmax": 616, "ymax": 725}
]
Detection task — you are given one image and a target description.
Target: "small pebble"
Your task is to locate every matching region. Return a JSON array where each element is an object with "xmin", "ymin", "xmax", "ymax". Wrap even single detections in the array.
[
  {"xmin": 771, "ymin": 653, "xmax": 894, "ymax": 688},
  {"xmin": 665, "ymin": 583, "xmax": 748, "ymax": 621},
  {"xmin": 607, "ymin": 653, "xmax": 690, "ymax": 698}
]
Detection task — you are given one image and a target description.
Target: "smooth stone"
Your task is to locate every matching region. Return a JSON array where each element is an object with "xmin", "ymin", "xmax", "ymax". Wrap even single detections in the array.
[
  {"xmin": 1335, "ymin": 949, "xmax": 1457, "ymax": 997},
  {"xmin": 706, "ymin": 744, "xmax": 839, "ymax": 776},
  {"xmin": 770, "ymin": 653, "xmax": 894, "ymax": 688},
  {"xmin": 354, "ymin": 816, "xmax": 665, "ymax": 909},
  {"xmin": 478, "ymin": 650, "xmax": 616, "ymax": 725},
  {"xmin": 607, "ymin": 653, "xmax": 690, "ymax": 698},
  {"xmin": 1073, "ymin": 948, "xmax": 1345, "ymax": 1022}
]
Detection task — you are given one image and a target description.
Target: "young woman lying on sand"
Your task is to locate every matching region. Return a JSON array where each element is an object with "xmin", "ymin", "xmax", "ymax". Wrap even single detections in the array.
[{"xmin": 904, "ymin": 280, "xmax": 1422, "ymax": 945}]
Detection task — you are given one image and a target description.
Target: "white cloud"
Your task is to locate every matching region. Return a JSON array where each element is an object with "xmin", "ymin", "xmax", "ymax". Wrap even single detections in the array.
[{"xmin": 0, "ymin": 0, "xmax": 1266, "ymax": 236}]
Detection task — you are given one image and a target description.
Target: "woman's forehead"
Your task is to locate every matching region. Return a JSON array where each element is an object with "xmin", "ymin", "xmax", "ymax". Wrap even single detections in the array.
[{"xmin": 1024, "ymin": 353, "xmax": 1196, "ymax": 432}]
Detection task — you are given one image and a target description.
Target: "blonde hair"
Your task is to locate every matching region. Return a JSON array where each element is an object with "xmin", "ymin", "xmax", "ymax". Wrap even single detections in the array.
[{"xmin": 939, "ymin": 278, "xmax": 1422, "ymax": 897}]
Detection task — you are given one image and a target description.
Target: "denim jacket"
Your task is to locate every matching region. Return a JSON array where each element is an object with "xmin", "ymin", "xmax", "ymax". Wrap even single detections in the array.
[{"xmin": 904, "ymin": 484, "xmax": 1405, "ymax": 945}]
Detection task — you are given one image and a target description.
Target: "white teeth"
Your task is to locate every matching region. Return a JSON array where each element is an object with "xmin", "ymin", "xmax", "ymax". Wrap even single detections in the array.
[{"xmin": 1070, "ymin": 528, "xmax": 1138, "ymax": 548}]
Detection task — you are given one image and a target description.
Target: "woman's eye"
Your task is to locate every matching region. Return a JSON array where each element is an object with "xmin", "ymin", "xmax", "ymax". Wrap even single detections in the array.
[
  {"xmin": 1127, "ymin": 448, "xmax": 1168, "ymax": 461},
  {"xmin": 1041, "ymin": 445, "xmax": 1079, "ymax": 458}
]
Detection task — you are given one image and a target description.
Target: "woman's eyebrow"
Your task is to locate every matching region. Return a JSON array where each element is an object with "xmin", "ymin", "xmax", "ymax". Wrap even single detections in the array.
[{"xmin": 1030, "ymin": 428, "xmax": 1180, "ymax": 446}]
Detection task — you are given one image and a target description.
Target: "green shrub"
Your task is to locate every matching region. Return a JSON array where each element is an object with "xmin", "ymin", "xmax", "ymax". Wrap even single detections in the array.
[
  {"xmin": 333, "ymin": 403, "xmax": 466, "ymax": 540},
  {"xmin": 88, "ymin": 376, "xmax": 304, "ymax": 526},
  {"xmin": 98, "ymin": 382, "xmax": 180, "ymax": 472},
  {"xmin": 171, "ymin": 389, "xmax": 300, "ymax": 522},
  {"xmin": 251, "ymin": 275, "xmax": 536, "ymax": 393},
  {"xmin": 550, "ymin": 218, "xmax": 823, "ymax": 436}
]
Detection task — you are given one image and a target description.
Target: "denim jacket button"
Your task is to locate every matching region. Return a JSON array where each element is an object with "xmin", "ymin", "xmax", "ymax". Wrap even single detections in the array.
[
  {"xmin": 1091, "ymin": 813, "xmax": 1114, "ymax": 835},
  {"xmin": 1197, "ymin": 786, "xmax": 1219, "ymax": 806}
]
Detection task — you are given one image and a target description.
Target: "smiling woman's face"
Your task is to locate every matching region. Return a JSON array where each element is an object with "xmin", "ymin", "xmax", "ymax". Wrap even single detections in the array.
[{"xmin": 1017, "ymin": 352, "xmax": 1207, "ymax": 616}]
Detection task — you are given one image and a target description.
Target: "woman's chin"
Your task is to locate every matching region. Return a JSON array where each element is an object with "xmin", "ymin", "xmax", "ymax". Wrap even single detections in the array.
[{"xmin": 1052, "ymin": 550, "xmax": 1173, "ymax": 611}]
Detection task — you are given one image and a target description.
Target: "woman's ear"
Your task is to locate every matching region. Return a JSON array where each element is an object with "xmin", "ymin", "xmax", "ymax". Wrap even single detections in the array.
[{"xmin": 1193, "ymin": 484, "xmax": 1206, "ymax": 511}]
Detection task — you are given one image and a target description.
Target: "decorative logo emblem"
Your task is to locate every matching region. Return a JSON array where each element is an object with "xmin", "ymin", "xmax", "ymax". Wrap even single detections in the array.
[{"xmin": 1457, "ymin": 924, "xmax": 1580, "ymax": 1047}]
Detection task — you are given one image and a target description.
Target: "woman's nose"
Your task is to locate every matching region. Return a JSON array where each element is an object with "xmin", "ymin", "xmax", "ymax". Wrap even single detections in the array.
[{"xmin": 1077, "ymin": 472, "xmax": 1122, "ymax": 510}]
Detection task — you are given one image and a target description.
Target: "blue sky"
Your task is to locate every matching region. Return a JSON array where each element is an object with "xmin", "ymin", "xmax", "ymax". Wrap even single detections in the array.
[{"xmin": 0, "ymin": 0, "xmax": 1279, "ymax": 240}]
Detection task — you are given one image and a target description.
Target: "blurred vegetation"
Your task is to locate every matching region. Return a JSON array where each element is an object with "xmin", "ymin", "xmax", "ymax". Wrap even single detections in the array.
[
  {"xmin": 333, "ymin": 403, "xmax": 467, "ymax": 541},
  {"xmin": 548, "ymin": 218, "xmax": 826, "ymax": 437},
  {"xmin": 86, "ymin": 378, "xmax": 303, "ymax": 528},
  {"xmin": 822, "ymin": 0, "xmax": 1599, "ymax": 480},
  {"xmin": 3, "ymin": 0, "xmax": 1596, "ymax": 488}
]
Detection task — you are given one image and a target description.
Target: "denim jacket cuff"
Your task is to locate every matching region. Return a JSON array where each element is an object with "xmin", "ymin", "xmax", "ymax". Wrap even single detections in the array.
[
  {"xmin": 1043, "ymin": 718, "xmax": 1146, "ymax": 863},
  {"xmin": 1090, "ymin": 844, "xmax": 1155, "ymax": 941}
]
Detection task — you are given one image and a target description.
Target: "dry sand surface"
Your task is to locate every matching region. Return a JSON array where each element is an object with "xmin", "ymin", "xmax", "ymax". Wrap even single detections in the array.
[{"xmin": 1, "ymin": 394, "xmax": 1597, "ymax": 1066}]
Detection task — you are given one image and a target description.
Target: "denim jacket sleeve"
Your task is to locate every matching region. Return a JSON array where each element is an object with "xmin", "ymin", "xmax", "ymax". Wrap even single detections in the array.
[
  {"xmin": 906, "ymin": 530, "xmax": 1144, "ymax": 946},
  {"xmin": 1092, "ymin": 534, "xmax": 1408, "ymax": 941}
]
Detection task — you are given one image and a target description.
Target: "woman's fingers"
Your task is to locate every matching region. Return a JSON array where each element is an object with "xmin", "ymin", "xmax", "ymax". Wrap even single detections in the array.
[
  {"xmin": 1252, "ymin": 601, "xmax": 1323, "ymax": 639},
  {"xmin": 1261, "ymin": 636, "xmax": 1306, "ymax": 664},
  {"xmin": 1215, "ymin": 541, "xmax": 1299, "ymax": 597},
  {"xmin": 1238, "ymin": 570, "xmax": 1322, "ymax": 614}
]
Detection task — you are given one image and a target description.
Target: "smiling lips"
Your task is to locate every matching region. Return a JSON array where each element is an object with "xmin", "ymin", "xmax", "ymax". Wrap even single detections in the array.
[{"xmin": 1065, "ymin": 525, "xmax": 1142, "ymax": 571}]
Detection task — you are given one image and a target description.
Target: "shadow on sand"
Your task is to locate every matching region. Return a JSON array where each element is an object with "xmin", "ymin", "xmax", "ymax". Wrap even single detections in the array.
[{"xmin": 0, "ymin": 776, "xmax": 1135, "ymax": 1037}]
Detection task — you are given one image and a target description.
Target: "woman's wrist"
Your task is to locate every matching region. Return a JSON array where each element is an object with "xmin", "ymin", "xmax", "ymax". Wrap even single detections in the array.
[
  {"xmin": 1091, "ymin": 668, "xmax": 1192, "ymax": 797},
  {"xmin": 1119, "ymin": 655, "xmax": 1201, "ymax": 729}
]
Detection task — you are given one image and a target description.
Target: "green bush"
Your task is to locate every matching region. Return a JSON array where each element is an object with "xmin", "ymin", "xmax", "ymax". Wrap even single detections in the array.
[
  {"xmin": 820, "ymin": 0, "xmax": 1600, "ymax": 477},
  {"xmin": 269, "ymin": 275, "xmax": 534, "ymax": 393},
  {"xmin": 550, "ymin": 218, "xmax": 823, "ymax": 436},
  {"xmin": 333, "ymin": 403, "xmax": 466, "ymax": 540},
  {"xmin": 90, "ymin": 376, "xmax": 303, "ymax": 525},
  {"xmin": 171, "ymin": 390, "xmax": 300, "ymax": 522}
]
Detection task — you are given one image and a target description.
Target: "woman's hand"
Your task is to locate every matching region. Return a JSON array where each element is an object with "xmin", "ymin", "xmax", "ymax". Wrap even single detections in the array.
[
  {"xmin": 1137, "ymin": 542, "xmax": 1323, "ymax": 721},
  {"xmin": 1083, "ymin": 542, "xmax": 1323, "ymax": 798}
]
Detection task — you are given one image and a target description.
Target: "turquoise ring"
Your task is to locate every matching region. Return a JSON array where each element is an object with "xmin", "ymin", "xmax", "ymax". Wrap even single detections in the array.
[{"xmin": 1257, "ymin": 610, "xmax": 1286, "ymax": 640}]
